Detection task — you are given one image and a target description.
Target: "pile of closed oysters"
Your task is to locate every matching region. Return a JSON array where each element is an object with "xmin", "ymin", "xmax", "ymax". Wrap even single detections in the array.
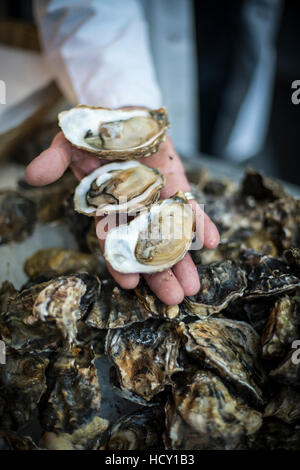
[{"xmin": 0, "ymin": 106, "xmax": 300, "ymax": 450}]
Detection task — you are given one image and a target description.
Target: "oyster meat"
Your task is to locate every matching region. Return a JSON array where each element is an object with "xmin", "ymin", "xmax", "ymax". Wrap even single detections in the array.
[
  {"xmin": 74, "ymin": 161, "xmax": 165, "ymax": 216},
  {"xmin": 104, "ymin": 191, "xmax": 195, "ymax": 273},
  {"xmin": 164, "ymin": 370, "xmax": 262, "ymax": 450},
  {"xmin": 58, "ymin": 105, "xmax": 169, "ymax": 159}
]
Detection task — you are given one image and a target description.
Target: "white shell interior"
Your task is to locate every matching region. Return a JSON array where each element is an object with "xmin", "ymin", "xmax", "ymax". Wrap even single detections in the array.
[
  {"xmin": 74, "ymin": 161, "xmax": 163, "ymax": 216},
  {"xmin": 59, "ymin": 107, "xmax": 160, "ymax": 153},
  {"xmin": 104, "ymin": 197, "xmax": 194, "ymax": 273}
]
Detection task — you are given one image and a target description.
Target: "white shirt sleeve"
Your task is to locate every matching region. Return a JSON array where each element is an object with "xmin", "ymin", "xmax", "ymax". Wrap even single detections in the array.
[{"xmin": 34, "ymin": 0, "xmax": 162, "ymax": 108}]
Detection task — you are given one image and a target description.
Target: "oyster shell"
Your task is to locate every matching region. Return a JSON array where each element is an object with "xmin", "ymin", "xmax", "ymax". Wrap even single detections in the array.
[
  {"xmin": 164, "ymin": 370, "xmax": 262, "ymax": 450},
  {"xmin": 1, "ymin": 274, "xmax": 100, "ymax": 353},
  {"xmin": 86, "ymin": 278, "xmax": 181, "ymax": 330},
  {"xmin": 58, "ymin": 105, "xmax": 169, "ymax": 159},
  {"xmin": 241, "ymin": 168, "xmax": 288, "ymax": 202},
  {"xmin": 261, "ymin": 295, "xmax": 300, "ymax": 359},
  {"xmin": 39, "ymin": 346, "xmax": 101, "ymax": 433},
  {"xmin": 242, "ymin": 249, "xmax": 300, "ymax": 298},
  {"xmin": 184, "ymin": 260, "xmax": 247, "ymax": 316},
  {"xmin": 269, "ymin": 350, "xmax": 300, "ymax": 386},
  {"xmin": 102, "ymin": 407, "xmax": 165, "ymax": 450},
  {"xmin": 249, "ymin": 419, "xmax": 300, "ymax": 450},
  {"xmin": 24, "ymin": 248, "xmax": 99, "ymax": 279},
  {"xmin": 0, "ymin": 430, "xmax": 40, "ymax": 450},
  {"xmin": 106, "ymin": 320, "xmax": 182, "ymax": 403},
  {"xmin": 0, "ymin": 348, "xmax": 49, "ymax": 430},
  {"xmin": 104, "ymin": 191, "xmax": 195, "ymax": 273},
  {"xmin": 0, "ymin": 191, "xmax": 36, "ymax": 244},
  {"xmin": 40, "ymin": 416, "xmax": 109, "ymax": 450},
  {"xmin": 264, "ymin": 386, "xmax": 300, "ymax": 424},
  {"xmin": 178, "ymin": 318, "xmax": 266, "ymax": 405},
  {"xmin": 74, "ymin": 161, "xmax": 165, "ymax": 216}
]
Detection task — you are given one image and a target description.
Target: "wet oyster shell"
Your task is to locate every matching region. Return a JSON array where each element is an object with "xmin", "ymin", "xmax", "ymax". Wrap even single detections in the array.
[
  {"xmin": 40, "ymin": 415, "xmax": 109, "ymax": 450},
  {"xmin": 0, "ymin": 430, "xmax": 40, "ymax": 450},
  {"xmin": 264, "ymin": 386, "xmax": 300, "ymax": 424},
  {"xmin": 86, "ymin": 279, "xmax": 181, "ymax": 330},
  {"xmin": 0, "ymin": 348, "xmax": 49, "ymax": 430},
  {"xmin": 106, "ymin": 320, "xmax": 182, "ymax": 403},
  {"xmin": 241, "ymin": 249, "xmax": 300, "ymax": 298},
  {"xmin": 269, "ymin": 350, "xmax": 300, "ymax": 387},
  {"xmin": 184, "ymin": 260, "xmax": 247, "ymax": 317},
  {"xmin": 261, "ymin": 295, "xmax": 300, "ymax": 359},
  {"xmin": 164, "ymin": 370, "xmax": 262, "ymax": 450},
  {"xmin": 102, "ymin": 407, "xmax": 165, "ymax": 450},
  {"xmin": 1, "ymin": 274, "xmax": 99, "ymax": 353},
  {"xmin": 0, "ymin": 281, "xmax": 18, "ymax": 313},
  {"xmin": 178, "ymin": 318, "xmax": 266, "ymax": 405},
  {"xmin": 74, "ymin": 161, "xmax": 165, "ymax": 216},
  {"xmin": 18, "ymin": 172, "xmax": 77, "ymax": 223},
  {"xmin": 39, "ymin": 346, "xmax": 101, "ymax": 433},
  {"xmin": 59, "ymin": 106, "xmax": 169, "ymax": 160},
  {"xmin": 0, "ymin": 191, "xmax": 36, "ymax": 244},
  {"xmin": 24, "ymin": 248, "xmax": 99, "ymax": 279}
]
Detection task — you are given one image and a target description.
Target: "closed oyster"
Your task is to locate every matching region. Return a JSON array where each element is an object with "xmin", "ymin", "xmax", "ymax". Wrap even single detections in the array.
[
  {"xmin": 24, "ymin": 248, "xmax": 99, "ymax": 279},
  {"xmin": 58, "ymin": 105, "xmax": 169, "ymax": 159},
  {"xmin": 249, "ymin": 419, "xmax": 300, "ymax": 450},
  {"xmin": 106, "ymin": 320, "xmax": 182, "ymax": 404},
  {"xmin": 102, "ymin": 407, "xmax": 165, "ymax": 450},
  {"xmin": 0, "ymin": 281, "xmax": 18, "ymax": 312},
  {"xmin": 184, "ymin": 260, "xmax": 247, "ymax": 316},
  {"xmin": 74, "ymin": 161, "xmax": 164, "ymax": 216},
  {"xmin": 0, "ymin": 191, "xmax": 36, "ymax": 244},
  {"xmin": 264, "ymin": 386, "xmax": 300, "ymax": 424},
  {"xmin": 39, "ymin": 346, "xmax": 101, "ymax": 433},
  {"xmin": 40, "ymin": 416, "xmax": 109, "ymax": 450},
  {"xmin": 0, "ymin": 348, "xmax": 49, "ymax": 430},
  {"xmin": 1, "ymin": 274, "xmax": 99, "ymax": 353},
  {"xmin": 241, "ymin": 249, "xmax": 300, "ymax": 298},
  {"xmin": 0, "ymin": 430, "xmax": 40, "ymax": 450},
  {"xmin": 104, "ymin": 191, "xmax": 195, "ymax": 273},
  {"xmin": 261, "ymin": 296, "xmax": 300, "ymax": 359},
  {"xmin": 164, "ymin": 370, "xmax": 262, "ymax": 450},
  {"xmin": 86, "ymin": 279, "xmax": 181, "ymax": 330},
  {"xmin": 178, "ymin": 318, "xmax": 266, "ymax": 405},
  {"xmin": 269, "ymin": 350, "xmax": 300, "ymax": 386}
]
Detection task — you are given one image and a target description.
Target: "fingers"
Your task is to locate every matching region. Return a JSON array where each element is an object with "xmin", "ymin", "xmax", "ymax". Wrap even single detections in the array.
[
  {"xmin": 189, "ymin": 199, "xmax": 220, "ymax": 250},
  {"xmin": 25, "ymin": 132, "xmax": 73, "ymax": 186},
  {"xmin": 143, "ymin": 270, "xmax": 185, "ymax": 306},
  {"xmin": 25, "ymin": 132, "xmax": 101, "ymax": 186},
  {"xmin": 172, "ymin": 253, "xmax": 200, "ymax": 296}
]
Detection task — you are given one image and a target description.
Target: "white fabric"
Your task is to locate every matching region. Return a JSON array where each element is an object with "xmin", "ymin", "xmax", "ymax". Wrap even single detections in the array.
[{"xmin": 34, "ymin": 0, "xmax": 162, "ymax": 108}]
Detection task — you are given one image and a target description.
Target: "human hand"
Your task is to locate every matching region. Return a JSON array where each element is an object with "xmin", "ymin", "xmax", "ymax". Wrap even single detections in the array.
[{"xmin": 26, "ymin": 132, "xmax": 220, "ymax": 305}]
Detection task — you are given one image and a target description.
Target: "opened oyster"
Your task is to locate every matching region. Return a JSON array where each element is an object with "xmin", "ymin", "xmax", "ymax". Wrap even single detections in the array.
[
  {"xmin": 74, "ymin": 161, "xmax": 165, "ymax": 216},
  {"xmin": 104, "ymin": 191, "xmax": 194, "ymax": 273},
  {"xmin": 58, "ymin": 105, "xmax": 169, "ymax": 159}
]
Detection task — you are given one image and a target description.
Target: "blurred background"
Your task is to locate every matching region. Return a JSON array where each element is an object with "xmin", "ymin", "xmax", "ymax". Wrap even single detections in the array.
[{"xmin": 0, "ymin": 0, "xmax": 300, "ymax": 185}]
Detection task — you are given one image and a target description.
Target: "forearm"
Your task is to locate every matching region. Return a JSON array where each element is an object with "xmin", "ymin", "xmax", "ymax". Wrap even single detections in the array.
[{"xmin": 34, "ymin": 0, "xmax": 162, "ymax": 108}]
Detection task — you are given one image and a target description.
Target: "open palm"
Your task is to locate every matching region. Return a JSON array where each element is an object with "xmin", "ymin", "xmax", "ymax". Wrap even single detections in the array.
[{"xmin": 25, "ymin": 132, "xmax": 219, "ymax": 305}]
